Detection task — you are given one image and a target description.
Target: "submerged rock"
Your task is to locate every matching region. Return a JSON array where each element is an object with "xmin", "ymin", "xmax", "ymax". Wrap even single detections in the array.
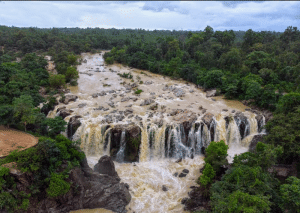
[{"xmin": 140, "ymin": 99, "xmax": 155, "ymax": 106}]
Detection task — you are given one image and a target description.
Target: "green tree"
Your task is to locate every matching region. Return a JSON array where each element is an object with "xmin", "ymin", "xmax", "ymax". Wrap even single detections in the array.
[
  {"xmin": 280, "ymin": 176, "xmax": 300, "ymax": 213},
  {"xmin": 49, "ymin": 74, "xmax": 66, "ymax": 89},
  {"xmin": 44, "ymin": 116, "xmax": 67, "ymax": 138},
  {"xmin": 12, "ymin": 95, "xmax": 36, "ymax": 131},
  {"xmin": 65, "ymin": 66, "xmax": 79, "ymax": 83},
  {"xmin": 204, "ymin": 140, "xmax": 228, "ymax": 174}
]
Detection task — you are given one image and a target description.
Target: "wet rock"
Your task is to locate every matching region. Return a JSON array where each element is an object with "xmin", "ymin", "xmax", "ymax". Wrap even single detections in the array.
[
  {"xmin": 97, "ymin": 91, "xmax": 106, "ymax": 96},
  {"xmin": 174, "ymin": 88, "xmax": 185, "ymax": 97},
  {"xmin": 67, "ymin": 115, "xmax": 82, "ymax": 139},
  {"xmin": 108, "ymin": 90, "xmax": 116, "ymax": 93},
  {"xmin": 108, "ymin": 102, "xmax": 115, "ymax": 108},
  {"xmin": 206, "ymin": 89, "xmax": 216, "ymax": 97},
  {"xmin": 222, "ymin": 109, "xmax": 228, "ymax": 112},
  {"xmin": 125, "ymin": 89, "xmax": 131, "ymax": 93},
  {"xmin": 111, "ymin": 110, "xmax": 118, "ymax": 113},
  {"xmin": 92, "ymin": 93, "xmax": 98, "ymax": 98},
  {"xmin": 232, "ymin": 110, "xmax": 236, "ymax": 113},
  {"xmin": 189, "ymin": 89, "xmax": 194, "ymax": 93},
  {"xmin": 144, "ymin": 80, "xmax": 153, "ymax": 85},
  {"xmin": 119, "ymin": 94, "xmax": 125, "ymax": 97},
  {"xmin": 94, "ymin": 106, "xmax": 104, "ymax": 110},
  {"xmin": 112, "ymin": 94, "xmax": 117, "ymax": 98},
  {"xmin": 61, "ymin": 95, "xmax": 78, "ymax": 104},
  {"xmin": 162, "ymin": 185, "xmax": 168, "ymax": 192},
  {"xmin": 179, "ymin": 173, "xmax": 187, "ymax": 178},
  {"xmin": 182, "ymin": 169, "xmax": 189, "ymax": 174},
  {"xmin": 78, "ymin": 103, "xmax": 87, "ymax": 108},
  {"xmin": 202, "ymin": 109, "xmax": 207, "ymax": 114},
  {"xmin": 57, "ymin": 107, "xmax": 73, "ymax": 119},
  {"xmin": 116, "ymin": 115, "xmax": 125, "ymax": 121},
  {"xmin": 126, "ymin": 104, "xmax": 133, "ymax": 107},
  {"xmin": 245, "ymin": 108, "xmax": 251, "ymax": 111},
  {"xmin": 128, "ymin": 114, "xmax": 134, "ymax": 119},
  {"xmin": 255, "ymin": 114, "xmax": 264, "ymax": 132},
  {"xmin": 148, "ymin": 103, "xmax": 158, "ymax": 110},
  {"xmin": 124, "ymin": 109, "xmax": 134, "ymax": 116},
  {"xmin": 83, "ymin": 59, "xmax": 87, "ymax": 63},
  {"xmin": 140, "ymin": 99, "xmax": 155, "ymax": 106},
  {"xmin": 198, "ymin": 105, "xmax": 203, "ymax": 110},
  {"xmin": 154, "ymin": 119, "xmax": 164, "ymax": 127},
  {"xmin": 249, "ymin": 134, "xmax": 265, "ymax": 152},
  {"xmin": 211, "ymin": 98, "xmax": 216, "ymax": 101},
  {"xmin": 103, "ymin": 107, "xmax": 109, "ymax": 111},
  {"xmin": 170, "ymin": 109, "xmax": 183, "ymax": 116},
  {"xmin": 175, "ymin": 158, "xmax": 182, "ymax": 163},
  {"xmin": 173, "ymin": 172, "xmax": 178, "ymax": 177},
  {"xmin": 135, "ymin": 115, "xmax": 142, "ymax": 121},
  {"xmin": 94, "ymin": 155, "xmax": 119, "ymax": 177},
  {"xmin": 202, "ymin": 112, "xmax": 214, "ymax": 128},
  {"xmin": 234, "ymin": 112, "xmax": 249, "ymax": 139},
  {"xmin": 150, "ymin": 92, "xmax": 156, "ymax": 95},
  {"xmin": 162, "ymin": 85, "xmax": 169, "ymax": 91},
  {"xmin": 181, "ymin": 197, "xmax": 189, "ymax": 204},
  {"xmin": 130, "ymin": 97, "xmax": 138, "ymax": 102},
  {"xmin": 121, "ymin": 97, "xmax": 130, "ymax": 102}
]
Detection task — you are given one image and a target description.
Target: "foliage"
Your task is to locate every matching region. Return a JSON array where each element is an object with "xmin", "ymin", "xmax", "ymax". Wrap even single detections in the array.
[
  {"xmin": 264, "ymin": 107, "xmax": 300, "ymax": 164},
  {"xmin": 204, "ymin": 140, "xmax": 228, "ymax": 174},
  {"xmin": 198, "ymin": 163, "xmax": 216, "ymax": 187},
  {"xmin": 280, "ymin": 176, "xmax": 300, "ymax": 212},
  {"xmin": 0, "ymin": 134, "xmax": 85, "ymax": 212},
  {"xmin": 65, "ymin": 66, "xmax": 79, "ymax": 83},
  {"xmin": 134, "ymin": 89, "xmax": 143, "ymax": 95},
  {"xmin": 276, "ymin": 92, "xmax": 300, "ymax": 114},
  {"xmin": 118, "ymin": 72, "xmax": 133, "ymax": 79},
  {"xmin": 44, "ymin": 116, "xmax": 67, "ymax": 138},
  {"xmin": 49, "ymin": 74, "xmax": 66, "ymax": 89}
]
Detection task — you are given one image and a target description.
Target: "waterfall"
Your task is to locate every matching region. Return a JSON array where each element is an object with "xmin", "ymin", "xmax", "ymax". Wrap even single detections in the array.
[
  {"xmin": 226, "ymin": 117, "xmax": 241, "ymax": 146},
  {"xmin": 116, "ymin": 130, "xmax": 126, "ymax": 162},
  {"xmin": 139, "ymin": 122, "xmax": 150, "ymax": 162},
  {"xmin": 187, "ymin": 124, "xmax": 195, "ymax": 157},
  {"xmin": 153, "ymin": 124, "xmax": 166, "ymax": 160},
  {"xmin": 242, "ymin": 113, "xmax": 258, "ymax": 146},
  {"xmin": 214, "ymin": 113, "xmax": 227, "ymax": 144},
  {"xmin": 195, "ymin": 123, "xmax": 202, "ymax": 155},
  {"xmin": 202, "ymin": 123, "xmax": 211, "ymax": 148}
]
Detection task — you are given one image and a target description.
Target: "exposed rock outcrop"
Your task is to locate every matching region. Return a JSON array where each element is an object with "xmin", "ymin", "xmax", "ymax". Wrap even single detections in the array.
[
  {"xmin": 61, "ymin": 95, "xmax": 78, "ymax": 104},
  {"xmin": 94, "ymin": 155, "xmax": 119, "ymax": 177},
  {"xmin": 206, "ymin": 89, "xmax": 216, "ymax": 97},
  {"xmin": 2, "ymin": 154, "xmax": 131, "ymax": 213},
  {"xmin": 67, "ymin": 116, "xmax": 82, "ymax": 139}
]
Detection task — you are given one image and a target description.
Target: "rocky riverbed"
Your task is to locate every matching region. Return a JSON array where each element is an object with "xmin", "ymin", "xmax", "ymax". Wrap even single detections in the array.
[{"xmin": 46, "ymin": 52, "xmax": 266, "ymax": 213}]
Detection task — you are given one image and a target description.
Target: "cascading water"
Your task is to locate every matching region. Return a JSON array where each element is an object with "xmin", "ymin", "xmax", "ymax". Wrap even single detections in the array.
[
  {"xmin": 49, "ymin": 53, "xmax": 267, "ymax": 213},
  {"xmin": 116, "ymin": 130, "xmax": 126, "ymax": 162}
]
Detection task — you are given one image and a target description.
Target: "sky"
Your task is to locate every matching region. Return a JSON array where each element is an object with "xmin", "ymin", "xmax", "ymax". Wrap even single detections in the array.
[{"xmin": 0, "ymin": 1, "xmax": 299, "ymax": 32}]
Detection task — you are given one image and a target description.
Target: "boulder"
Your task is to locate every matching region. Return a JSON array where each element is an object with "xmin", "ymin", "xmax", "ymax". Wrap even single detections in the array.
[
  {"xmin": 92, "ymin": 93, "xmax": 98, "ymax": 98},
  {"xmin": 78, "ymin": 103, "xmax": 87, "ymax": 108},
  {"xmin": 61, "ymin": 95, "xmax": 78, "ymax": 104},
  {"xmin": 182, "ymin": 169, "xmax": 189, "ymax": 174},
  {"xmin": 140, "ymin": 99, "xmax": 155, "ymax": 106},
  {"xmin": 58, "ymin": 108, "xmax": 74, "ymax": 119},
  {"xmin": 94, "ymin": 155, "xmax": 119, "ymax": 177},
  {"xmin": 98, "ymin": 91, "xmax": 107, "ymax": 96},
  {"xmin": 162, "ymin": 185, "xmax": 168, "ymax": 192},
  {"xmin": 67, "ymin": 115, "xmax": 82, "ymax": 139},
  {"xmin": 124, "ymin": 109, "xmax": 133, "ymax": 116},
  {"xmin": 121, "ymin": 97, "xmax": 130, "ymax": 102},
  {"xmin": 144, "ymin": 80, "xmax": 153, "ymax": 85},
  {"xmin": 206, "ymin": 89, "xmax": 216, "ymax": 97},
  {"xmin": 202, "ymin": 113, "xmax": 214, "ymax": 128},
  {"xmin": 108, "ymin": 102, "xmax": 115, "ymax": 108},
  {"xmin": 179, "ymin": 173, "xmax": 187, "ymax": 178},
  {"xmin": 174, "ymin": 88, "xmax": 185, "ymax": 97}
]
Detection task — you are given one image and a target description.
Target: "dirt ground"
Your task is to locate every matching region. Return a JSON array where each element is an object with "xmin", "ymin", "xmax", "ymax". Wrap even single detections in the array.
[{"xmin": 0, "ymin": 126, "xmax": 38, "ymax": 158}]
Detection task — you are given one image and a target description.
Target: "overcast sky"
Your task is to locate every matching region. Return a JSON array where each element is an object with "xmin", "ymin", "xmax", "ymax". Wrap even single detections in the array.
[{"xmin": 0, "ymin": 1, "xmax": 299, "ymax": 32}]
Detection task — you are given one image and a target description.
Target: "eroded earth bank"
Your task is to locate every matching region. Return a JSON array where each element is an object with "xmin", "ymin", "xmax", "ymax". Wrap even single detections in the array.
[{"xmin": 47, "ymin": 52, "xmax": 267, "ymax": 213}]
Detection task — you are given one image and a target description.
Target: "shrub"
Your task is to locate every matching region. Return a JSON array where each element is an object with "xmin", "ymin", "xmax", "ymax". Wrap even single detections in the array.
[
  {"xmin": 134, "ymin": 89, "xmax": 143, "ymax": 95},
  {"xmin": 204, "ymin": 140, "xmax": 228, "ymax": 174},
  {"xmin": 46, "ymin": 173, "xmax": 71, "ymax": 198},
  {"xmin": 49, "ymin": 74, "xmax": 66, "ymax": 89}
]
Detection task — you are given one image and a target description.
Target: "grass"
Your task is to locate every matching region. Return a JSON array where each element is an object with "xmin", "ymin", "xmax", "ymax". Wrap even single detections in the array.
[{"xmin": 134, "ymin": 89, "xmax": 143, "ymax": 95}]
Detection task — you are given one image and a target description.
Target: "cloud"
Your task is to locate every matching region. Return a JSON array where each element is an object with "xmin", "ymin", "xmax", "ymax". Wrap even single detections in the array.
[{"xmin": 0, "ymin": 1, "xmax": 299, "ymax": 32}]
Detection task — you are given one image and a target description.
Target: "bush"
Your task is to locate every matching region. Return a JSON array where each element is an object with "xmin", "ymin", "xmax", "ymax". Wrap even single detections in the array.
[
  {"xmin": 134, "ymin": 89, "xmax": 143, "ymax": 95},
  {"xmin": 49, "ymin": 74, "xmax": 66, "ymax": 89},
  {"xmin": 204, "ymin": 140, "xmax": 228, "ymax": 174},
  {"xmin": 46, "ymin": 173, "xmax": 71, "ymax": 198},
  {"xmin": 198, "ymin": 163, "xmax": 216, "ymax": 187}
]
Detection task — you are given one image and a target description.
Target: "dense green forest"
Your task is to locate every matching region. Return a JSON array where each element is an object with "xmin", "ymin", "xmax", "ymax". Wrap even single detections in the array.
[{"xmin": 0, "ymin": 25, "xmax": 299, "ymax": 212}]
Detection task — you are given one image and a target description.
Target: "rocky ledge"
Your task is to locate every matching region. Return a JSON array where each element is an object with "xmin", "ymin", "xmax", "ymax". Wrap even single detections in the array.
[{"xmin": 2, "ymin": 155, "xmax": 131, "ymax": 213}]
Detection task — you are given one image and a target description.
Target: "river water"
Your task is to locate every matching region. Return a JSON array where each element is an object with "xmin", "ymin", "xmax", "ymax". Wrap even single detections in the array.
[{"xmin": 48, "ymin": 52, "xmax": 264, "ymax": 213}]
